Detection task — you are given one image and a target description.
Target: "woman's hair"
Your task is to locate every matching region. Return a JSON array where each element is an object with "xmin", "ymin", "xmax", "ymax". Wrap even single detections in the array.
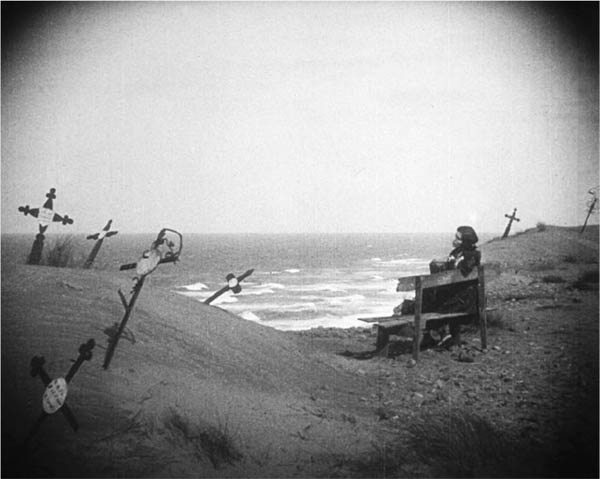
[{"xmin": 456, "ymin": 225, "xmax": 478, "ymax": 245}]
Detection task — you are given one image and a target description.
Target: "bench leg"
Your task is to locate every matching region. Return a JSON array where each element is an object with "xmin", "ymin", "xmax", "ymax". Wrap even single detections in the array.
[
  {"xmin": 477, "ymin": 265, "xmax": 488, "ymax": 349},
  {"xmin": 376, "ymin": 326, "xmax": 390, "ymax": 357},
  {"xmin": 413, "ymin": 277, "xmax": 423, "ymax": 361}
]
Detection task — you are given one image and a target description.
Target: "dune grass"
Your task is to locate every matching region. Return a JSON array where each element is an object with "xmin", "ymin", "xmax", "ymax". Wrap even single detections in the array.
[
  {"xmin": 164, "ymin": 409, "xmax": 242, "ymax": 469},
  {"xmin": 406, "ymin": 408, "xmax": 538, "ymax": 478},
  {"xmin": 350, "ymin": 408, "xmax": 542, "ymax": 478},
  {"xmin": 44, "ymin": 235, "xmax": 78, "ymax": 267}
]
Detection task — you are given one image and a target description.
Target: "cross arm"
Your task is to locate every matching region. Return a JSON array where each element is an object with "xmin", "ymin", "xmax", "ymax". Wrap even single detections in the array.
[
  {"xmin": 18, "ymin": 205, "xmax": 39, "ymax": 217},
  {"xmin": 238, "ymin": 269, "xmax": 254, "ymax": 281},
  {"xmin": 52, "ymin": 213, "xmax": 74, "ymax": 225},
  {"xmin": 30, "ymin": 356, "xmax": 51, "ymax": 386}
]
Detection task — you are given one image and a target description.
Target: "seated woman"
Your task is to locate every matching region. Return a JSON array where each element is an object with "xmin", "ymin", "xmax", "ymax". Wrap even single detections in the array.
[{"xmin": 395, "ymin": 226, "xmax": 481, "ymax": 348}]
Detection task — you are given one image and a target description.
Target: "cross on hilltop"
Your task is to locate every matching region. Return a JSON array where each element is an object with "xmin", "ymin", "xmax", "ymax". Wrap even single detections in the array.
[
  {"xmin": 501, "ymin": 208, "xmax": 520, "ymax": 239},
  {"xmin": 18, "ymin": 188, "xmax": 74, "ymax": 265}
]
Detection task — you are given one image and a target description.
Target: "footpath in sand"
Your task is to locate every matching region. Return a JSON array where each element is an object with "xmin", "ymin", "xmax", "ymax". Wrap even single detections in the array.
[{"xmin": 2, "ymin": 226, "xmax": 598, "ymax": 477}]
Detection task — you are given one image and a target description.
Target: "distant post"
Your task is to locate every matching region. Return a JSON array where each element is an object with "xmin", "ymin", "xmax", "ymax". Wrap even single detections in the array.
[
  {"xmin": 25, "ymin": 339, "xmax": 95, "ymax": 446},
  {"xmin": 83, "ymin": 219, "xmax": 118, "ymax": 269},
  {"xmin": 18, "ymin": 188, "xmax": 74, "ymax": 265},
  {"xmin": 205, "ymin": 269, "xmax": 254, "ymax": 305},
  {"xmin": 501, "ymin": 208, "xmax": 520, "ymax": 239},
  {"xmin": 581, "ymin": 190, "xmax": 597, "ymax": 234}
]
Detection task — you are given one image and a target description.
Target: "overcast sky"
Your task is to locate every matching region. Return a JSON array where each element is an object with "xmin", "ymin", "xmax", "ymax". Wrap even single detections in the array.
[{"xmin": 2, "ymin": 2, "xmax": 598, "ymax": 235}]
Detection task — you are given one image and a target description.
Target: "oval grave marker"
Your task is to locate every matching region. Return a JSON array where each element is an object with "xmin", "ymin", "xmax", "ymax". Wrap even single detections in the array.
[{"xmin": 42, "ymin": 377, "xmax": 68, "ymax": 414}]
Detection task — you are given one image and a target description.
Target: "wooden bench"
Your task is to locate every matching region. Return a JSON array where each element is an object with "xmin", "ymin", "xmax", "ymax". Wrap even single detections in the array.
[{"xmin": 359, "ymin": 265, "xmax": 487, "ymax": 360}]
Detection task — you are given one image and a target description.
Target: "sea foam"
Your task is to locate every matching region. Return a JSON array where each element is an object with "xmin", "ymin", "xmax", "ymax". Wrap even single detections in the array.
[
  {"xmin": 180, "ymin": 282, "xmax": 208, "ymax": 291},
  {"xmin": 289, "ymin": 283, "xmax": 348, "ymax": 293},
  {"xmin": 261, "ymin": 314, "xmax": 370, "ymax": 331},
  {"xmin": 224, "ymin": 301, "xmax": 318, "ymax": 313}
]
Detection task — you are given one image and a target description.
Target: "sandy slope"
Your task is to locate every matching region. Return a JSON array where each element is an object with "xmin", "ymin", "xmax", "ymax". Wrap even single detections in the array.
[
  {"xmin": 1, "ymin": 264, "xmax": 378, "ymax": 477},
  {"xmin": 2, "ymin": 225, "xmax": 598, "ymax": 477}
]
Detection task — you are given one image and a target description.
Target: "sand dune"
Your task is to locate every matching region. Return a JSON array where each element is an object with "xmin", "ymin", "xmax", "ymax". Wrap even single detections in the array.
[{"xmin": 2, "ymin": 225, "xmax": 598, "ymax": 477}]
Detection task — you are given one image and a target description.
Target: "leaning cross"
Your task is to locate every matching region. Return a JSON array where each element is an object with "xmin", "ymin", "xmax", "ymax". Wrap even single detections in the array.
[
  {"xmin": 103, "ymin": 228, "xmax": 183, "ymax": 370},
  {"xmin": 205, "ymin": 269, "xmax": 254, "ymax": 305},
  {"xmin": 25, "ymin": 339, "xmax": 95, "ymax": 446},
  {"xmin": 501, "ymin": 208, "xmax": 520, "ymax": 239},
  {"xmin": 581, "ymin": 190, "xmax": 597, "ymax": 234},
  {"xmin": 83, "ymin": 219, "xmax": 118, "ymax": 269},
  {"xmin": 18, "ymin": 188, "xmax": 74, "ymax": 265}
]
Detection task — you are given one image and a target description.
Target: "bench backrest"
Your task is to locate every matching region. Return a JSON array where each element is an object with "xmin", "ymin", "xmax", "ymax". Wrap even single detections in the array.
[{"xmin": 396, "ymin": 266, "xmax": 482, "ymax": 292}]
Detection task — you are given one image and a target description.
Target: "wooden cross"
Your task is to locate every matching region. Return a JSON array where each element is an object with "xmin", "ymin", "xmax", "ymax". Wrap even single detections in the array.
[
  {"xmin": 581, "ymin": 190, "xmax": 597, "ymax": 234},
  {"xmin": 501, "ymin": 208, "xmax": 520, "ymax": 239},
  {"xmin": 205, "ymin": 269, "xmax": 254, "ymax": 305},
  {"xmin": 103, "ymin": 228, "xmax": 183, "ymax": 369},
  {"xmin": 18, "ymin": 188, "xmax": 74, "ymax": 265},
  {"xmin": 83, "ymin": 219, "xmax": 118, "ymax": 269},
  {"xmin": 25, "ymin": 339, "xmax": 95, "ymax": 446}
]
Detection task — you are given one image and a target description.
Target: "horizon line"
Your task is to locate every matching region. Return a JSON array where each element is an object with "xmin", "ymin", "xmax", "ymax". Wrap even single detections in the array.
[{"xmin": 2, "ymin": 224, "xmax": 594, "ymax": 236}]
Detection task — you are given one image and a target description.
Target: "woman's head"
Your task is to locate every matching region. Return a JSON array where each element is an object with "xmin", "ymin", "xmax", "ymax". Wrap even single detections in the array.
[{"xmin": 452, "ymin": 225, "xmax": 478, "ymax": 249}]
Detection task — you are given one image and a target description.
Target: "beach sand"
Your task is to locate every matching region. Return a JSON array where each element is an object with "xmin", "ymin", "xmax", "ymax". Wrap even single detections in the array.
[{"xmin": 2, "ymin": 226, "xmax": 598, "ymax": 477}]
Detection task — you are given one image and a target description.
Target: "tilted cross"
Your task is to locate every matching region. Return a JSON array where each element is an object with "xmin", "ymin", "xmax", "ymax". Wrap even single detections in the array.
[
  {"xmin": 501, "ymin": 208, "xmax": 520, "ymax": 239},
  {"xmin": 25, "ymin": 339, "xmax": 95, "ymax": 446},
  {"xmin": 581, "ymin": 189, "xmax": 598, "ymax": 234},
  {"xmin": 103, "ymin": 228, "xmax": 183, "ymax": 369},
  {"xmin": 83, "ymin": 219, "xmax": 118, "ymax": 269},
  {"xmin": 205, "ymin": 269, "xmax": 254, "ymax": 305},
  {"xmin": 18, "ymin": 188, "xmax": 74, "ymax": 265}
]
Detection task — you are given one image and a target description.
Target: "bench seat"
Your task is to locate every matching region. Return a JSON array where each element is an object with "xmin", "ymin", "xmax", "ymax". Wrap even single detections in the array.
[
  {"xmin": 358, "ymin": 311, "xmax": 471, "ymax": 325},
  {"xmin": 360, "ymin": 312, "xmax": 474, "ymax": 354}
]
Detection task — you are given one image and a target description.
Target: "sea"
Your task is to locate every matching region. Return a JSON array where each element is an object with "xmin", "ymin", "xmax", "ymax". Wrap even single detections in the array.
[{"xmin": 1, "ymin": 233, "xmax": 491, "ymax": 331}]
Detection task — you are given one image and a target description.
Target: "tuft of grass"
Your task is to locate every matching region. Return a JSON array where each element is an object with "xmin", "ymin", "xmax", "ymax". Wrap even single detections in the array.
[
  {"xmin": 407, "ymin": 409, "xmax": 534, "ymax": 478},
  {"xmin": 44, "ymin": 235, "xmax": 76, "ymax": 267},
  {"xmin": 350, "ymin": 409, "xmax": 544, "ymax": 478},
  {"xmin": 536, "ymin": 221, "xmax": 547, "ymax": 232},
  {"xmin": 164, "ymin": 409, "xmax": 242, "ymax": 469},
  {"xmin": 349, "ymin": 439, "xmax": 408, "ymax": 478}
]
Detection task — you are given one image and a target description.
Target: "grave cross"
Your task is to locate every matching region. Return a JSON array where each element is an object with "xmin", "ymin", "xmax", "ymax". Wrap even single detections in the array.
[
  {"xmin": 103, "ymin": 228, "xmax": 183, "ymax": 370},
  {"xmin": 25, "ymin": 339, "xmax": 95, "ymax": 446},
  {"xmin": 18, "ymin": 188, "xmax": 74, "ymax": 265},
  {"xmin": 581, "ymin": 189, "xmax": 597, "ymax": 234},
  {"xmin": 83, "ymin": 219, "xmax": 118, "ymax": 269},
  {"xmin": 501, "ymin": 208, "xmax": 520, "ymax": 239},
  {"xmin": 205, "ymin": 269, "xmax": 254, "ymax": 305}
]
